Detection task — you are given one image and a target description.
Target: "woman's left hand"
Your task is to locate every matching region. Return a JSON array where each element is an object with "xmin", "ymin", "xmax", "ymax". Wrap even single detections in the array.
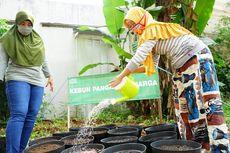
[{"xmin": 46, "ymin": 76, "xmax": 54, "ymax": 92}]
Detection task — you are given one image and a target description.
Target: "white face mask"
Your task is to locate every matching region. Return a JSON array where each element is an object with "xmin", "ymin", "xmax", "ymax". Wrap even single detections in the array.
[{"xmin": 17, "ymin": 25, "xmax": 33, "ymax": 36}]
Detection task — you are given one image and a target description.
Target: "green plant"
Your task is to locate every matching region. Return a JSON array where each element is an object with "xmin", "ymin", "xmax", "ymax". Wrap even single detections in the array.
[
  {"xmin": 78, "ymin": 0, "xmax": 215, "ymax": 75},
  {"xmin": 97, "ymin": 102, "xmax": 131, "ymax": 122},
  {"xmin": 211, "ymin": 3, "xmax": 230, "ymax": 96},
  {"xmin": 31, "ymin": 119, "xmax": 67, "ymax": 139},
  {"xmin": 37, "ymin": 93, "xmax": 55, "ymax": 120},
  {"xmin": 0, "ymin": 19, "xmax": 9, "ymax": 36},
  {"xmin": 0, "ymin": 19, "xmax": 9, "ymax": 127},
  {"xmin": 222, "ymin": 87, "xmax": 230, "ymax": 125},
  {"xmin": 78, "ymin": 0, "xmax": 164, "ymax": 75},
  {"xmin": 0, "ymin": 81, "xmax": 8, "ymax": 127}
]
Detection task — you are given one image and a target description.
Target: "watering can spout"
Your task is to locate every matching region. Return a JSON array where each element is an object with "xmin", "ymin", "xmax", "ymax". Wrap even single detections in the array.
[{"xmin": 113, "ymin": 76, "xmax": 139, "ymax": 104}]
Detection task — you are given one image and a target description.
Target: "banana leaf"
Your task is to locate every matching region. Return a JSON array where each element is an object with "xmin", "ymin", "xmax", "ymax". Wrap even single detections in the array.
[
  {"xmin": 146, "ymin": 5, "xmax": 164, "ymax": 18},
  {"xmin": 102, "ymin": 36, "xmax": 133, "ymax": 59},
  {"xmin": 77, "ymin": 26, "xmax": 112, "ymax": 38},
  {"xmin": 103, "ymin": 0, "xmax": 125, "ymax": 35},
  {"xmin": 194, "ymin": 0, "xmax": 215, "ymax": 35},
  {"xmin": 78, "ymin": 62, "xmax": 117, "ymax": 75}
]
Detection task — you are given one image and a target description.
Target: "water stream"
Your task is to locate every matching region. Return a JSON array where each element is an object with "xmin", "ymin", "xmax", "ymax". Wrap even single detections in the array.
[{"xmin": 70, "ymin": 99, "xmax": 116, "ymax": 153}]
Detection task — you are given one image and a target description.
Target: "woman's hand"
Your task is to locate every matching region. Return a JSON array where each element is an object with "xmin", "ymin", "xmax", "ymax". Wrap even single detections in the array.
[
  {"xmin": 46, "ymin": 76, "xmax": 54, "ymax": 92},
  {"xmin": 109, "ymin": 76, "xmax": 123, "ymax": 88},
  {"xmin": 109, "ymin": 68, "xmax": 131, "ymax": 88}
]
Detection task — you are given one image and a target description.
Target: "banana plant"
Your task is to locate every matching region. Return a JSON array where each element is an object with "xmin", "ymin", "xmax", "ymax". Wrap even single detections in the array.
[
  {"xmin": 79, "ymin": 0, "xmax": 215, "ymax": 75},
  {"xmin": 78, "ymin": 0, "xmax": 164, "ymax": 75},
  {"xmin": 172, "ymin": 0, "xmax": 215, "ymax": 35},
  {"xmin": 0, "ymin": 19, "xmax": 9, "ymax": 126},
  {"xmin": 78, "ymin": 0, "xmax": 130, "ymax": 75},
  {"xmin": 77, "ymin": 25, "xmax": 133, "ymax": 75}
]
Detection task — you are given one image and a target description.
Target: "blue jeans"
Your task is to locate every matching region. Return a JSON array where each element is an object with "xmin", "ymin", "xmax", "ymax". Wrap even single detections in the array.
[{"xmin": 5, "ymin": 80, "xmax": 44, "ymax": 153}]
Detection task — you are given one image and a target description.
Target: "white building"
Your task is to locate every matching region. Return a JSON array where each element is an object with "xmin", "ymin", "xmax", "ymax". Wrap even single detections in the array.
[{"xmin": 0, "ymin": 0, "xmax": 118, "ymax": 119}]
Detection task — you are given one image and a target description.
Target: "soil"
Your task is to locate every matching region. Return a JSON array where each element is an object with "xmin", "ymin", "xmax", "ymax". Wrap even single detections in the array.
[
  {"xmin": 63, "ymin": 138, "xmax": 92, "ymax": 145},
  {"xmin": 28, "ymin": 143, "xmax": 62, "ymax": 153},
  {"xmin": 158, "ymin": 145, "xmax": 194, "ymax": 151},
  {"xmin": 106, "ymin": 137, "xmax": 136, "ymax": 143}
]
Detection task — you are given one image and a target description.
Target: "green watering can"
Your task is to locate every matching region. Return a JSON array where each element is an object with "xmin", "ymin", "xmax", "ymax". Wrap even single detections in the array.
[{"xmin": 113, "ymin": 76, "xmax": 139, "ymax": 103}]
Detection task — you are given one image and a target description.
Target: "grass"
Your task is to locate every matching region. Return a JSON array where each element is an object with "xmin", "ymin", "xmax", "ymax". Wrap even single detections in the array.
[
  {"xmin": 0, "ymin": 97, "xmax": 229, "ymax": 139},
  {"xmin": 223, "ymin": 101, "xmax": 230, "ymax": 125}
]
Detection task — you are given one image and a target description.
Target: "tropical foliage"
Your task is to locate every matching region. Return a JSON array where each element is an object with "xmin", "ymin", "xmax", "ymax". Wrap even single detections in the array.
[
  {"xmin": 0, "ymin": 19, "xmax": 9, "ymax": 127},
  {"xmin": 78, "ymin": 0, "xmax": 215, "ymax": 75},
  {"xmin": 211, "ymin": 3, "xmax": 230, "ymax": 96}
]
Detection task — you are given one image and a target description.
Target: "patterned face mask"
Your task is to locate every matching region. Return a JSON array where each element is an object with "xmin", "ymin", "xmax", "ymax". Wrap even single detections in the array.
[
  {"xmin": 17, "ymin": 25, "xmax": 33, "ymax": 36},
  {"xmin": 129, "ymin": 13, "xmax": 146, "ymax": 35}
]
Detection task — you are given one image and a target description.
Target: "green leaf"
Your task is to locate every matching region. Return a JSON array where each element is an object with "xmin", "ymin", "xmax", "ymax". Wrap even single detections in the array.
[
  {"xmin": 170, "ymin": 10, "xmax": 183, "ymax": 24},
  {"xmin": 0, "ymin": 19, "xmax": 9, "ymax": 37},
  {"xmin": 103, "ymin": 0, "xmax": 125, "ymax": 35},
  {"xmin": 77, "ymin": 26, "xmax": 112, "ymax": 38},
  {"xmin": 146, "ymin": 6, "xmax": 164, "ymax": 18},
  {"xmin": 102, "ymin": 36, "xmax": 133, "ymax": 59},
  {"xmin": 116, "ymin": 5, "xmax": 128, "ymax": 13},
  {"xmin": 142, "ymin": 0, "xmax": 155, "ymax": 9},
  {"xmin": 218, "ymin": 81, "xmax": 225, "ymax": 87},
  {"xmin": 194, "ymin": 0, "xmax": 215, "ymax": 35},
  {"xmin": 78, "ymin": 62, "xmax": 117, "ymax": 75}
]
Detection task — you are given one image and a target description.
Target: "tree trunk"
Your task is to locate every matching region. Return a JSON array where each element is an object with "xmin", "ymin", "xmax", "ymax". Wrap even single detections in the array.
[{"xmin": 155, "ymin": 0, "xmax": 176, "ymax": 119}]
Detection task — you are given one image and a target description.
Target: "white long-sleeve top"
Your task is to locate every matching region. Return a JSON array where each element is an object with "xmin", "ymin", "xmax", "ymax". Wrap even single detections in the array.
[{"xmin": 126, "ymin": 34, "xmax": 207, "ymax": 72}]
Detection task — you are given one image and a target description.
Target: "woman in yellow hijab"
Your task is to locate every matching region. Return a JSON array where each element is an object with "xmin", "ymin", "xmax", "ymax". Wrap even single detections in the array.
[{"xmin": 109, "ymin": 7, "xmax": 229, "ymax": 152}]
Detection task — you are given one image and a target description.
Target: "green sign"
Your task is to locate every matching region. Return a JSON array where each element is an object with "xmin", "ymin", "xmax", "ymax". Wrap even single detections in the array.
[{"xmin": 68, "ymin": 72, "xmax": 160, "ymax": 105}]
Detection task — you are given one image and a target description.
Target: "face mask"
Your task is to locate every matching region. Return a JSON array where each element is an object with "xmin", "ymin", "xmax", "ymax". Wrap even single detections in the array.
[
  {"xmin": 131, "ymin": 24, "xmax": 145, "ymax": 35},
  {"xmin": 129, "ymin": 14, "xmax": 146, "ymax": 35},
  {"xmin": 17, "ymin": 25, "xmax": 33, "ymax": 36},
  {"xmin": 132, "ymin": 24, "xmax": 142, "ymax": 32}
]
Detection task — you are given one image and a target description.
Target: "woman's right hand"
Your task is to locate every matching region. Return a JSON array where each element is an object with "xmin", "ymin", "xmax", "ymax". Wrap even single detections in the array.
[
  {"xmin": 109, "ymin": 76, "xmax": 123, "ymax": 88},
  {"xmin": 109, "ymin": 68, "xmax": 131, "ymax": 88}
]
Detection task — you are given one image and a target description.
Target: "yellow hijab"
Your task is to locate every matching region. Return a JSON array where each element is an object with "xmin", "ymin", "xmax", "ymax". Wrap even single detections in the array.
[{"xmin": 124, "ymin": 7, "xmax": 192, "ymax": 76}]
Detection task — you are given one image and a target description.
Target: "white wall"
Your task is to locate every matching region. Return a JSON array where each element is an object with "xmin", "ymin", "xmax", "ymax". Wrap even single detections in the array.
[
  {"xmin": 74, "ymin": 34, "xmax": 119, "ymax": 119},
  {"xmin": 0, "ymin": 0, "xmax": 105, "ymax": 26},
  {"xmin": 0, "ymin": 0, "xmax": 117, "ymax": 118}
]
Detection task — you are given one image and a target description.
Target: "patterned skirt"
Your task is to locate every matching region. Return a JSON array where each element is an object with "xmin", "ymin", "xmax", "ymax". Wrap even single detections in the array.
[{"xmin": 172, "ymin": 47, "xmax": 229, "ymax": 153}]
